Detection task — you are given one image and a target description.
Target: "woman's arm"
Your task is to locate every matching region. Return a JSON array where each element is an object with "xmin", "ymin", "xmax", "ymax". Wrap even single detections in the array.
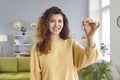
[
  {"xmin": 73, "ymin": 19, "xmax": 99, "ymax": 69},
  {"xmin": 72, "ymin": 40, "xmax": 98, "ymax": 70}
]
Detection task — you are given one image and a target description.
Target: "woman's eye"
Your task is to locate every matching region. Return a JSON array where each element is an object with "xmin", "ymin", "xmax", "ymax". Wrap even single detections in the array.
[
  {"xmin": 50, "ymin": 20, "xmax": 54, "ymax": 22},
  {"xmin": 59, "ymin": 20, "xmax": 62, "ymax": 23}
]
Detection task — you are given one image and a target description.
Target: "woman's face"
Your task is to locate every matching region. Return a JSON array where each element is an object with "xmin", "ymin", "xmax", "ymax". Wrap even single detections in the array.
[{"xmin": 48, "ymin": 14, "xmax": 63, "ymax": 36}]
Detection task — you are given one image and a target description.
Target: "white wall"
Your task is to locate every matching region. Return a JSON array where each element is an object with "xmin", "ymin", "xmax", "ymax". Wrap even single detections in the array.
[{"xmin": 111, "ymin": 0, "xmax": 120, "ymax": 79}]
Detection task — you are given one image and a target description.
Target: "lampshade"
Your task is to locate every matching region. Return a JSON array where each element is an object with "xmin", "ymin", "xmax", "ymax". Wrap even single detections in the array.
[{"xmin": 0, "ymin": 35, "xmax": 8, "ymax": 42}]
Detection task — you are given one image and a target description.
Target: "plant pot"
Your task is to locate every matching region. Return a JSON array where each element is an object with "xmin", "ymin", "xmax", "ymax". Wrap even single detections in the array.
[
  {"xmin": 22, "ymin": 32, "xmax": 25, "ymax": 35},
  {"xmin": 102, "ymin": 52, "xmax": 106, "ymax": 56}
]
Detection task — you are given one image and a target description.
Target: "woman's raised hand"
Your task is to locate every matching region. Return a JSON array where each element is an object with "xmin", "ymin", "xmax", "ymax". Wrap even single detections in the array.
[{"xmin": 82, "ymin": 18, "xmax": 100, "ymax": 39}]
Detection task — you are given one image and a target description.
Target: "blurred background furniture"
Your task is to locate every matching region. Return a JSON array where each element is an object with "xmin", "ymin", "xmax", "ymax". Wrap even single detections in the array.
[
  {"xmin": 0, "ymin": 35, "xmax": 8, "ymax": 57},
  {"xmin": 0, "ymin": 57, "xmax": 30, "ymax": 80}
]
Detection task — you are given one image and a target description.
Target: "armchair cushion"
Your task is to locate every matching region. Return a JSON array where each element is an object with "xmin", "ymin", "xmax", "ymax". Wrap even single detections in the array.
[
  {"xmin": 18, "ymin": 57, "xmax": 30, "ymax": 72},
  {"xmin": 0, "ymin": 72, "xmax": 30, "ymax": 80},
  {"xmin": 0, "ymin": 58, "xmax": 17, "ymax": 72}
]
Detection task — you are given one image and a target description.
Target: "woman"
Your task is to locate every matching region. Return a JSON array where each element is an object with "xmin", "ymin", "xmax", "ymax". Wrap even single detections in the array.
[{"xmin": 31, "ymin": 6, "xmax": 99, "ymax": 80}]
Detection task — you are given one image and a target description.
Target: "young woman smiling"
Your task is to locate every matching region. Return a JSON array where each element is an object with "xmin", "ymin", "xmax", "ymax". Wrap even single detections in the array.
[{"xmin": 30, "ymin": 6, "xmax": 99, "ymax": 80}]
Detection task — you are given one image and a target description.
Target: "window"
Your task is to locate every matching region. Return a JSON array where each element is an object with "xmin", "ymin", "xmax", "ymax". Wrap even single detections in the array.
[
  {"xmin": 101, "ymin": 0, "xmax": 110, "ymax": 53},
  {"xmin": 88, "ymin": 0, "xmax": 110, "ymax": 62},
  {"xmin": 88, "ymin": 0, "xmax": 110, "ymax": 53}
]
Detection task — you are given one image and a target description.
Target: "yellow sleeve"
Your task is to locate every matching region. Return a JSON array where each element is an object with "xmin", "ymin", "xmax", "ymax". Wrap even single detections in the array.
[
  {"xmin": 72, "ymin": 40, "xmax": 98, "ymax": 70},
  {"xmin": 30, "ymin": 44, "xmax": 42, "ymax": 80}
]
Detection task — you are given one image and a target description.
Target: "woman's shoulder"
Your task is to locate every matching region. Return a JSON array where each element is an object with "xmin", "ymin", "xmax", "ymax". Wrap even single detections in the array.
[
  {"xmin": 31, "ymin": 43, "xmax": 42, "ymax": 55},
  {"xmin": 64, "ymin": 38, "xmax": 77, "ymax": 44},
  {"xmin": 64, "ymin": 38, "xmax": 81, "ymax": 46},
  {"xmin": 32, "ymin": 43, "xmax": 38, "ymax": 51}
]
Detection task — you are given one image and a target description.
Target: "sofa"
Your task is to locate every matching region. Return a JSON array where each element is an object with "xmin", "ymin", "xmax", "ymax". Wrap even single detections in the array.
[{"xmin": 0, "ymin": 57, "xmax": 30, "ymax": 80}]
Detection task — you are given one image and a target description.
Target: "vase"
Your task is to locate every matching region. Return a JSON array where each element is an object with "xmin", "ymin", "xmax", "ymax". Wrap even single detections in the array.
[
  {"xmin": 102, "ymin": 52, "xmax": 106, "ymax": 56},
  {"xmin": 22, "ymin": 32, "xmax": 25, "ymax": 35}
]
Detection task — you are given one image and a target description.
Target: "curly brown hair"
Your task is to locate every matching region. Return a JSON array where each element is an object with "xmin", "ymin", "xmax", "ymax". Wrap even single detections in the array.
[{"xmin": 36, "ymin": 6, "xmax": 70, "ymax": 54}]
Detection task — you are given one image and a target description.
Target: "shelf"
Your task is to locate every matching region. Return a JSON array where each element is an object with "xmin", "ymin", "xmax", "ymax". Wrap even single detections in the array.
[
  {"xmin": 13, "ymin": 44, "xmax": 32, "ymax": 46},
  {"xmin": 13, "ymin": 35, "xmax": 32, "ymax": 36},
  {"xmin": 13, "ymin": 34, "xmax": 33, "ymax": 57},
  {"xmin": 14, "ymin": 53, "xmax": 30, "ymax": 57}
]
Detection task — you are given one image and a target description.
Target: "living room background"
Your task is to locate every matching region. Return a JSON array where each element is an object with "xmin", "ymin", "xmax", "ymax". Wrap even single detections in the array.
[
  {"xmin": 0, "ymin": 0, "xmax": 88, "ymax": 57},
  {"xmin": 1, "ymin": 0, "xmax": 120, "ymax": 79}
]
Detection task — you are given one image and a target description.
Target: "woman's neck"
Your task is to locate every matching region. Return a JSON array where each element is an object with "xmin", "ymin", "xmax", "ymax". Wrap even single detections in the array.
[{"xmin": 50, "ymin": 35, "xmax": 61, "ymax": 43}]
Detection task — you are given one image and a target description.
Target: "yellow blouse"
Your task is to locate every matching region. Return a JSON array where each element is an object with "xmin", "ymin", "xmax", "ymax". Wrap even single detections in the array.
[{"xmin": 30, "ymin": 39, "xmax": 98, "ymax": 80}]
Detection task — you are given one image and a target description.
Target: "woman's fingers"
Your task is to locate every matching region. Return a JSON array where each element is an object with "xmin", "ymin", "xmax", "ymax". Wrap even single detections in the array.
[
  {"xmin": 82, "ymin": 18, "xmax": 97, "ymax": 26},
  {"xmin": 97, "ymin": 22, "xmax": 100, "ymax": 28}
]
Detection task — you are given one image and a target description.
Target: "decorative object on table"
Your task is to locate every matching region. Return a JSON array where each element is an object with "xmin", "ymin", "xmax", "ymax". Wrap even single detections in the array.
[
  {"xmin": 20, "ymin": 27, "xmax": 26, "ymax": 35},
  {"xmin": 25, "ymin": 50, "xmax": 31, "ymax": 54},
  {"xmin": 14, "ymin": 39, "xmax": 21, "ymax": 45},
  {"xmin": 12, "ymin": 21, "xmax": 27, "ymax": 35},
  {"xmin": 0, "ymin": 35, "xmax": 8, "ymax": 57},
  {"xmin": 100, "ymin": 43, "xmax": 108, "ymax": 56},
  {"xmin": 29, "ymin": 21, "xmax": 38, "ymax": 29}
]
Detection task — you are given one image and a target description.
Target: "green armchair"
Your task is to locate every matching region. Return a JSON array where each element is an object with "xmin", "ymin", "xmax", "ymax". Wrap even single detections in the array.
[{"xmin": 0, "ymin": 57, "xmax": 30, "ymax": 80}]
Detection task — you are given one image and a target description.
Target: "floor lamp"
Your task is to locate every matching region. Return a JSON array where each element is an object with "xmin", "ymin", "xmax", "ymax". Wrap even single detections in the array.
[{"xmin": 0, "ymin": 35, "xmax": 8, "ymax": 57}]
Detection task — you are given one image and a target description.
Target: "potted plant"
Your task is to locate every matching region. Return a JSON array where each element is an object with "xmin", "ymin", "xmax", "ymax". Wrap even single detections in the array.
[
  {"xmin": 100, "ymin": 43, "xmax": 108, "ymax": 56},
  {"xmin": 81, "ymin": 61, "xmax": 113, "ymax": 80},
  {"xmin": 20, "ymin": 27, "xmax": 26, "ymax": 35}
]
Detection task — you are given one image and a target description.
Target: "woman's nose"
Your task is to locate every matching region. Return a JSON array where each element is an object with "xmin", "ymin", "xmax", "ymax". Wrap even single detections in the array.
[{"xmin": 55, "ymin": 21, "xmax": 59, "ymax": 26}]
